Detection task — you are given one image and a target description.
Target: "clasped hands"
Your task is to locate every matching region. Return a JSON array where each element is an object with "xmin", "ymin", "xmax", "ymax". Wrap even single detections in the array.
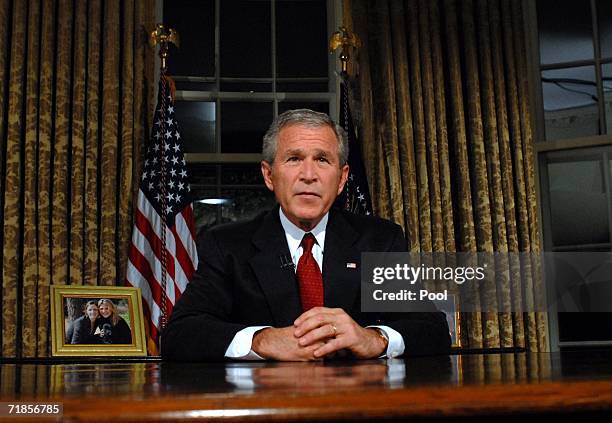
[{"xmin": 251, "ymin": 307, "xmax": 387, "ymax": 361}]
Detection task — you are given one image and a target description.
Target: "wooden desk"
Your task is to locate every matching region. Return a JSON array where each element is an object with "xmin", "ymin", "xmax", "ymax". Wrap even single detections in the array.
[{"xmin": 2, "ymin": 351, "xmax": 612, "ymax": 421}]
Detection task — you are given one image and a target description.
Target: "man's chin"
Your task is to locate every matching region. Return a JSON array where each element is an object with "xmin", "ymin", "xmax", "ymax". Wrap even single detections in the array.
[{"xmin": 287, "ymin": 209, "xmax": 327, "ymax": 230}]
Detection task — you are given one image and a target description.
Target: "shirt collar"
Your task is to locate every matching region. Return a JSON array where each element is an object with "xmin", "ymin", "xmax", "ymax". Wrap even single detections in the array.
[{"xmin": 279, "ymin": 208, "xmax": 328, "ymax": 256}]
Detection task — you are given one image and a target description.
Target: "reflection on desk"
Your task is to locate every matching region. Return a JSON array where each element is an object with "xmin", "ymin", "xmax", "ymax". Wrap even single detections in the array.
[
  {"xmin": 162, "ymin": 357, "xmax": 452, "ymax": 393},
  {"xmin": 1, "ymin": 351, "xmax": 612, "ymax": 421}
]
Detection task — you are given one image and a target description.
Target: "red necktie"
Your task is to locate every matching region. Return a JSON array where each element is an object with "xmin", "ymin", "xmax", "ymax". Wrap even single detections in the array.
[{"xmin": 297, "ymin": 233, "xmax": 324, "ymax": 312}]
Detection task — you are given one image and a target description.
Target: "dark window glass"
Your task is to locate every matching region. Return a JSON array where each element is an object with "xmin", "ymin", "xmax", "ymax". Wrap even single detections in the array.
[
  {"xmin": 188, "ymin": 164, "xmax": 218, "ymax": 186},
  {"xmin": 175, "ymin": 101, "xmax": 216, "ymax": 153},
  {"xmin": 219, "ymin": 81, "xmax": 273, "ymax": 92},
  {"xmin": 278, "ymin": 101, "xmax": 329, "ymax": 114},
  {"xmin": 598, "ymin": 0, "xmax": 612, "ymax": 59},
  {"xmin": 547, "ymin": 157, "xmax": 608, "ymax": 246},
  {"xmin": 276, "ymin": 0, "xmax": 328, "ymax": 77},
  {"xmin": 221, "ymin": 0, "xmax": 271, "ymax": 77},
  {"xmin": 191, "ymin": 184, "xmax": 276, "ymax": 232},
  {"xmin": 276, "ymin": 80, "xmax": 329, "ymax": 92},
  {"xmin": 604, "ymin": 64, "xmax": 612, "ymax": 133},
  {"xmin": 174, "ymin": 81, "xmax": 216, "ymax": 92},
  {"xmin": 542, "ymin": 66, "xmax": 599, "ymax": 140},
  {"xmin": 191, "ymin": 188, "xmax": 219, "ymax": 230},
  {"xmin": 164, "ymin": 0, "xmax": 215, "ymax": 77},
  {"xmin": 220, "ymin": 102, "xmax": 273, "ymax": 153},
  {"xmin": 537, "ymin": 0, "xmax": 594, "ymax": 65},
  {"xmin": 193, "ymin": 188, "xmax": 276, "ymax": 233},
  {"xmin": 221, "ymin": 164, "xmax": 265, "ymax": 185},
  {"xmin": 220, "ymin": 188, "xmax": 276, "ymax": 221}
]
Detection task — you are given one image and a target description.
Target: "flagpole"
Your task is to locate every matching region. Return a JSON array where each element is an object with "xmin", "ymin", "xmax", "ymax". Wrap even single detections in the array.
[
  {"xmin": 149, "ymin": 24, "xmax": 180, "ymax": 331},
  {"xmin": 329, "ymin": 25, "xmax": 373, "ymax": 216},
  {"xmin": 127, "ymin": 25, "xmax": 197, "ymax": 356}
]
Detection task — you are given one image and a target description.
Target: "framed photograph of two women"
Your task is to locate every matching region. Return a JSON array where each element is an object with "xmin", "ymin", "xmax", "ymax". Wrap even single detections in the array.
[{"xmin": 50, "ymin": 285, "xmax": 147, "ymax": 357}]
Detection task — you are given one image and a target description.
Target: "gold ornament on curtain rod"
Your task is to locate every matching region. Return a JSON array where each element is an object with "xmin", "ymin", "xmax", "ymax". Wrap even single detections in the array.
[
  {"xmin": 329, "ymin": 26, "xmax": 361, "ymax": 73},
  {"xmin": 149, "ymin": 23, "xmax": 180, "ymax": 72}
]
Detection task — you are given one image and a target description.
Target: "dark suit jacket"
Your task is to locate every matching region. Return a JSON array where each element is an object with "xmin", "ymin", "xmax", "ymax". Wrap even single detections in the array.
[
  {"xmin": 161, "ymin": 207, "xmax": 451, "ymax": 361},
  {"xmin": 69, "ymin": 316, "xmax": 100, "ymax": 345}
]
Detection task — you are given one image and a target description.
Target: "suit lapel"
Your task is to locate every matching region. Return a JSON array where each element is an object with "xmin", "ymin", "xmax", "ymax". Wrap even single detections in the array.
[
  {"xmin": 322, "ymin": 209, "xmax": 361, "ymax": 311},
  {"xmin": 249, "ymin": 208, "xmax": 302, "ymax": 327}
]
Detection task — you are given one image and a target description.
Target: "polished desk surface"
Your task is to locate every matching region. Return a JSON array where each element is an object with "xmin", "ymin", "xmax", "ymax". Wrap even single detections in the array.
[{"xmin": 2, "ymin": 351, "xmax": 612, "ymax": 421}]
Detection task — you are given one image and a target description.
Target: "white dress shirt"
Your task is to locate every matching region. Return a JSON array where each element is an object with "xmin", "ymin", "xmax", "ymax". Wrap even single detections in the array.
[{"xmin": 224, "ymin": 208, "xmax": 405, "ymax": 359}]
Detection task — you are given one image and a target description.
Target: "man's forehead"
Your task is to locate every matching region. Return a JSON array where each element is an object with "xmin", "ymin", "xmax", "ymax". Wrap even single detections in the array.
[
  {"xmin": 279, "ymin": 123, "xmax": 335, "ymax": 137},
  {"xmin": 279, "ymin": 124, "xmax": 336, "ymax": 143}
]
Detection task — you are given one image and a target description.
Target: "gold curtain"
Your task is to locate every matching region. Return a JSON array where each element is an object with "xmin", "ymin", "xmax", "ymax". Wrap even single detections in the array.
[
  {"xmin": 351, "ymin": 0, "xmax": 547, "ymax": 350},
  {"xmin": 0, "ymin": 0, "xmax": 155, "ymax": 358}
]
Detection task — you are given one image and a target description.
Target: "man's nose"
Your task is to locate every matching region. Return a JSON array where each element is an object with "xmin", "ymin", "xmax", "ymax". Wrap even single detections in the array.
[{"xmin": 299, "ymin": 159, "xmax": 318, "ymax": 181}]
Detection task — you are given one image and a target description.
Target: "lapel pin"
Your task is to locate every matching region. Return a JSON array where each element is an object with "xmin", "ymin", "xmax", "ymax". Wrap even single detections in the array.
[{"xmin": 346, "ymin": 263, "xmax": 357, "ymax": 269}]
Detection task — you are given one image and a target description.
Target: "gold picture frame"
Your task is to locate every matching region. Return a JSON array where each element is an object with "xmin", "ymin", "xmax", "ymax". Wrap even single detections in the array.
[{"xmin": 51, "ymin": 285, "xmax": 147, "ymax": 357}]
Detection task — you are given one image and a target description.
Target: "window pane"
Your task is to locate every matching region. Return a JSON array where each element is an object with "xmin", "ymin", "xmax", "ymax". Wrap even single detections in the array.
[
  {"xmin": 221, "ymin": 0, "xmax": 271, "ymax": 77},
  {"xmin": 219, "ymin": 81, "xmax": 272, "ymax": 92},
  {"xmin": 164, "ymin": 0, "xmax": 215, "ymax": 77},
  {"xmin": 175, "ymin": 101, "xmax": 216, "ymax": 153},
  {"xmin": 188, "ymin": 163, "xmax": 218, "ymax": 186},
  {"xmin": 192, "ymin": 187, "xmax": 275, "ymax": 232},
  {"xmin": 598, "ymin": 0, "xmax": 612, "ymax": 59},
  {"xmin": 547, "ymin": 157, "xmax": 608, "ymax": 246},
  {"xmin": 220, "ymin": 188, "xmax": 277, "ymax": 222},
  {"xmin": 220, "ymin": 102, "xmax": 273, "ymax": 153},
  {"xmin": 191, "ymin": 188, "xmax": 220, "ymax": 232},
  {"xmin": 276, "ymin": 80, "xmax": 329, "ymax": 92},
  {"xmin": 174, "ymin": 81, "xmax": 216, "ymax": 91},
  {"xmin": 221, "ymin": 164, "xmax": 264, "ymax": 185},
  {"xmin": 542, "ymin": 66, "xmax": 599, "ymax": 140},
  {"xmin": 604, "ymin": 64, "xmax": 612, "ymax": 133},
  {"xmin": 537, "ymin": 0, "xmax": 594, "ymax": 65},
  {"xmin": 276, "ymin": 0, "xmax": 328, "ymax": 77},
  {"xmin": 278, "ymin": 102, "xmax": 329, "ymax": 114}
]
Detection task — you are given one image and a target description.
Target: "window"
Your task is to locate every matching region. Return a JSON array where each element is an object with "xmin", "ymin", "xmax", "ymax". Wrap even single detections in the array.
[
  {"xmin": 539, "ymin": 147, "xmax": 612, "ymax": 251},
  {"xmin": 536, "ymin": 0, "xmax": 612, "ymax": 141},
  {"xmin": 162, "ymin": 0, "xmax": 337, "ymax": 231},
  {"xmin": 532, "ymin": 0, "xmax": 612, "ymax": 348}
]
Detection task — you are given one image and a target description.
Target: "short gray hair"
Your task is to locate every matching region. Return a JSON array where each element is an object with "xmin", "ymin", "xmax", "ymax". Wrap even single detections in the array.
[{"xmin": 262, "ymin": 109, "xmax": 348, "ymax": 165}]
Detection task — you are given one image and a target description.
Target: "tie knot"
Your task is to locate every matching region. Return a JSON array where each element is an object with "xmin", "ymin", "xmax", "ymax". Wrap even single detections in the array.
[{"xmin": 301, "ymin": 233, "xmax": 316, "ymax": 253}]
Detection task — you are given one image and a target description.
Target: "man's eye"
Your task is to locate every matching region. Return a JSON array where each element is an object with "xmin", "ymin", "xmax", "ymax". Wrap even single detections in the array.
[
  {"xmin": 317, "ymin": 157, "xmax": 330, "ymax": 163},
  {"xmin": 287, "ymin": 156, "xmax": 299, "ymax": 162}
]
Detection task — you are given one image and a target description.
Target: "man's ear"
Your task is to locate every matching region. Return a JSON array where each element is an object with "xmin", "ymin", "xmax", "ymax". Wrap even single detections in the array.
[
  {"xmin": 261, "ymin": 161, "xmax": 274, "ymax": 192},
  {"xmin": 337, "ymin": 164, "xmax": 349, "ymax": 195}
]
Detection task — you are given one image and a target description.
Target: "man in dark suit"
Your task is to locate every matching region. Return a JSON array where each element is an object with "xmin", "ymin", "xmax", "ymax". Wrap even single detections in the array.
[{"xmin": 162, "ymin": 109, "xmax": 450, "ymax": 361}]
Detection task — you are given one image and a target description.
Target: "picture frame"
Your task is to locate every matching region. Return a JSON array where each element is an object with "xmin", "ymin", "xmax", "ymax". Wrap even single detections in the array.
[{"xmin": 50, "ymin": 285, "xmax": 147, "ymax": 357}]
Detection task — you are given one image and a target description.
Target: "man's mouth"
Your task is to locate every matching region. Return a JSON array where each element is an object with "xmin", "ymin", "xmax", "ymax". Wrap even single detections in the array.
[{"xmin": 296, "ymin": 192, "xmax": 320, "ymax": 198}]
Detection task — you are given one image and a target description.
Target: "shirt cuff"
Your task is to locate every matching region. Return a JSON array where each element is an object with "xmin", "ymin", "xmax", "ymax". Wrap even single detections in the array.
[
  {"xmin": 367, "ymin": 325, "xmax": 405, "ymax": 358},
  {"xmin": 224, "ymin": 326, "xmax": 271, "ymax": 360}
]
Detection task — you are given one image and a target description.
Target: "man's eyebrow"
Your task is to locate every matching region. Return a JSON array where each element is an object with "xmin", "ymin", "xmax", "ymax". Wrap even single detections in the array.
[
  {"xmin": 284, "ymin": 148, "xmax": 304, "ymax": 155},
  {"xmin": 281, "ymin": 148, "xmax": 335, "ymax": 158}
]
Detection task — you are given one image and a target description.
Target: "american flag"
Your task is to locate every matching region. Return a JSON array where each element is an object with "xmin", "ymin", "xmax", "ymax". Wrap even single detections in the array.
[
  {"xmin": 125, "ymin": 75, "xmax": 198, "ymax": 355},
  {"xmin": 334, "ymin": 72, "xmax": 373, "ymax": 215}
]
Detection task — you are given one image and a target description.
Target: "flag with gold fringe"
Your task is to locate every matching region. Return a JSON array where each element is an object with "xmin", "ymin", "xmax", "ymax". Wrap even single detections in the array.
[{"xmin": 125, "ymin": 74, "xmax": 198, "ymax": 355}]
